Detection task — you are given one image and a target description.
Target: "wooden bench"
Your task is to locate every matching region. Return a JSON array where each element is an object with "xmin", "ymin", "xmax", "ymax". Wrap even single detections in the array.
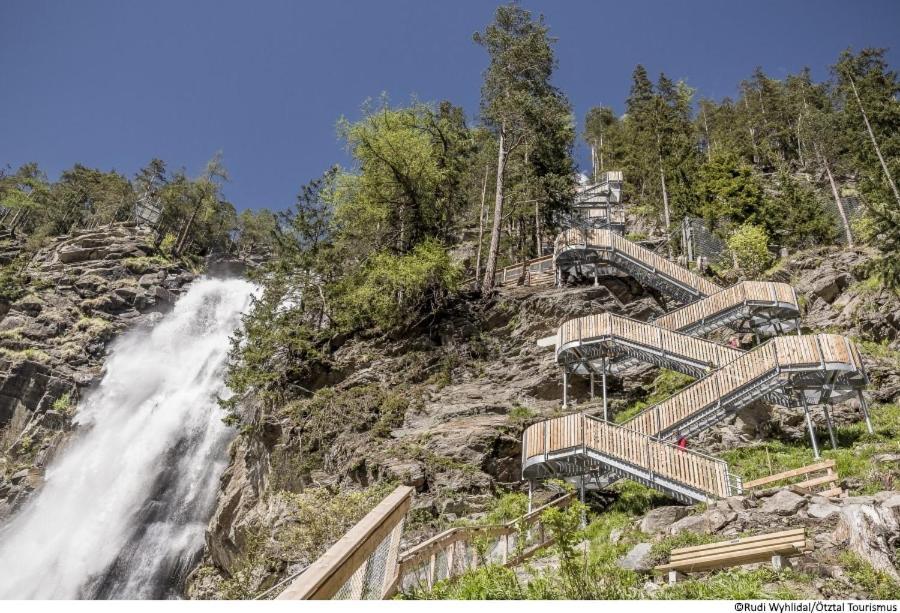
[
  {"xmin": 743, "ymin": 460, "xmax": 843, "ymax": 498},
  {"xmin": 655, "ymin": 528, "xmax": 812, "ymax": 584}
]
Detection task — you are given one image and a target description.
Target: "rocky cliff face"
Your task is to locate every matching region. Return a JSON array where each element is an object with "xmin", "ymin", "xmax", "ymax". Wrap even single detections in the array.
[
  {"xmin": 186, "ymin": 276, "xmax": 670, "ymax": 597},
  {"xmin": 0, "ymin": 224, "xmax": 194, "ymax": 516}
]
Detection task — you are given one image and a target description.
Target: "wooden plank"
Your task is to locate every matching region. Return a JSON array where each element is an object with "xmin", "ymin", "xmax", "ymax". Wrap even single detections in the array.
[
  {"xmin": 670, "ymin": 533, "xmax": 806, "ymax": 561},
  {"xmin": 791, "ymin": 474, "xmax": 840, "ymax": 491},
  {"xmin": 743, "ymin": 461, "xmax": 835, "ymax": 489},
  {"xmin": 670, "ymin": 529, "xmax": 805, "ymax": 556},
  {"xmin": 658, "ymin": 540, "xmax": 807, "ymax": 573}
]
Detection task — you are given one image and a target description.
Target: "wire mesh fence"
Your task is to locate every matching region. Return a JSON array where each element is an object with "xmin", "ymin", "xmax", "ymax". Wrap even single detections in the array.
[
  {"xmin": 331, "ymin": 513, "xmax": 405, "ymax": 600},
  {"xmin": 680, "ymin": 216, "xmax": 729, "ymax": 266},
  {"xmin": 821, "ymin": 196, "xmax": 864, "ymax": 245}
]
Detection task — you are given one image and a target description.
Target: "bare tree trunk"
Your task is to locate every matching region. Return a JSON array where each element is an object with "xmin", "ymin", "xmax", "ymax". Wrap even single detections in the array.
[
  {"xmin": 474, "ymin": 164, "xmax": 489, "ymax": 280},
  {"xmin": 817, "ymin": 144, "xmax": 853, "ymax": 246},
  {"xmin": 744, "ymin": 97, "xmax": 759, "ymax": 164},
  {"xmin": 175, "ymin": 204, "xmax": 201, "ymax": 256},
  {"xmin": 796, "ymin": 113, "xmax": 805, "ymax": 167},
  {"xmin": 657, "ymin": 133, "xmax": 671, "ymax": 231},
  {"xmin": 599, "ymin": 131, "xmax": 604, "ymax": 173},
  {"xmin": 590, "ymin": 144, "xmax": 596, "ymax": 181},
  {"xmin": 701, "ymin": 105, "xmax": 712, "ymax": 159},
  {"xmin": 848, "ymin": 75, "xmax": 900, "ymax": 209},
  {"xmin": 481, "ymin": 129, "xmax": 506, "ymax": 294}
]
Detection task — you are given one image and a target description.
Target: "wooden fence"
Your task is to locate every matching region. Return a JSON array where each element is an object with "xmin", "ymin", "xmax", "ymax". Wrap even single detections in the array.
[
  {"xmin": 277, "ymin": 486, "xmax": 413, "ymax": 600},
  {"xmin": 278, "ymin": 488, "xmax": 573, "ymax": 600},
  {"xmin": 743, "ymin": 459, "xmax": 842, "ymax": 498},
  {"xmin": 390, "ymin": 494, "xmax": 572, "ymax": 595}
]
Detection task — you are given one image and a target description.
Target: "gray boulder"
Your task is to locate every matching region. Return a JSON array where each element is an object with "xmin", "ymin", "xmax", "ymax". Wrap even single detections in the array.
[
  {"xmin": 617, "ymin": 542, "xmax": 654, "ymax": 572},
  {"xmin": 761, "ymin": 489, "xmax": 806, "ymax": 516},
  {"xmin": 639, "ymin": 505, "xmax": 691, "ymax": 534}
]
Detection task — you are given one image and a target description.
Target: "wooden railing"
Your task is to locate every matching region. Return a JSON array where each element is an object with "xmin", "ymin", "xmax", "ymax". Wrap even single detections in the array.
[
  {"xmin": 743, "ymin": 459, "xmax": 842, "ymax": 498},
  {"xmin": 624, "ymin": 334, "xmax": 863, "ymax": 437},
  {"xmin": 391, "ymin": 494, "xmax": 573, "ymax": 595},
  {"xmin": 524, "ymin": 335, "xmax": 866, "ymax": 498},
  {"xmin": 278, "ymin": 486, "xmax": 413, "ymax": 600},
  {"xmin": 523, "ymin": 414, "xmax": 736, "ymax": 499},
  {"xmin": 278, "ymin": 487, "xmax": 575, "ymax": 600},
  {"xmin": 554, "ymin": 228, "xmax": 723, "ymax": 297},
  {"xmin": 556, "ymin": 311, "xmax": 742, "ymax": 370},
  {"xmin": 653, "ymin": 280, "xmax": 798, "ymax": 332}
]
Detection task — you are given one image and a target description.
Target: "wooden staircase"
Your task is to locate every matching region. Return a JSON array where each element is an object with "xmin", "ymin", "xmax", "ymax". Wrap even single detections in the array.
[{"xmin": 521, "ymin": 223, "xmax": 869, "ymax": 503}]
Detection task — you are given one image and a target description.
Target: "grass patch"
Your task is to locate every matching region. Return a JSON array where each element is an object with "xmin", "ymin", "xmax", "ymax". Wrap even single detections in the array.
[
  {"xmin": 855, "ymin": 338, "xmax": 900, "ymax": 367},
  {"xmin": 654, "ymin": 567, "xmax": 805, "ymax": 599},
  {"xmin": 0, "ymin": 347, "xmax": 52, "ymax": 363},
  {"xmin": 839, "ymin": 552, "xmax": 900, "ymax": 599},
  {"xmin": 615, "ymin": 369, "xmax": 694, "ymax": 424},
  {"xmin": 721, "ymin": 403, "xmax": 900, "ymax": 493},
  {"xmin": 122, "ymin": 254, "xmax": 173, "ymax": 274}
]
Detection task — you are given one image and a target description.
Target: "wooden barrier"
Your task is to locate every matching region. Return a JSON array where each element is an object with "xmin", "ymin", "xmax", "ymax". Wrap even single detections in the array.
[
  {"xmin": 277, "ymin": 486, "xmax": 413, "ymax": 600},
  {"xmin": 389, "ymin": 494, "xmax": 572, "ymax": 595},
  {"xmin": 523, "ymin": 414, "xmax": 735, "ymax": 499},
  {"xmin": 743, "ymin": 460, "xmax": 842, "ymax": 498},
  {"xmin": 554, "ymin": 228, "xmax": 722, "ymax": 297},
  {"xmin": 655, "ymin": 528, "xmax": 811, "ymax": 582}
]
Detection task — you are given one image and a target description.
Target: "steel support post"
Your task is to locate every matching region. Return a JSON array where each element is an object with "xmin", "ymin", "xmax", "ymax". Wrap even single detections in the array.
[
  {"xmin": 590, "ymin": 371, "xmax": 595, "ymax": 400},
  {"xmin": 527, "ymin": 480, "xmax": 533, "ymax": 514},
  {"xmin": 579, "ymin": 476, "xmax": 586, "ymax": 528},
  {"xmin": 821, "ymin": 403, "xmax": 838, "ymax": 450},
  {"xmin": 799, "ymin": 392, "xmax": 821, "ymax": 459},
  {"xmin": 562, "ymin": 369, "xmax": 568, "ymax": 408},
  {"xmin": 857, "ymin": 390, "xmax": 874, "ymax": 434},
  {"xmin": 601, "ymin": 358, "xmax": 608, "ymax": 422}
]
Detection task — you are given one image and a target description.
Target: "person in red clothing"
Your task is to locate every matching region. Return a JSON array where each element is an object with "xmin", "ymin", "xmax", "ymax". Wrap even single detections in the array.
[{"xmin": 676, "ymin": 430, "xmax": 688, "ymax": 449}]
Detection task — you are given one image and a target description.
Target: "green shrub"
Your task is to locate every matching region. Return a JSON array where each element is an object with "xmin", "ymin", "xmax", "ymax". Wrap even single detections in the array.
[
  {"xmin": 484, "ymin": 492, "xmax": 529, "ymax": 524},
  {"xmin": 728, "ymin": 223, "xmax": 772, "ymax": 277},
  {"xmin": 0, "ymin": 259, "xmax": 27, "ymax": 303},
  {"xmin": 335, "ymin": 238, "xmax": 462, "ymax": 332},
  {"xmin": 51, "ymin": 393, "xmax": 73, "ymax": 415}
]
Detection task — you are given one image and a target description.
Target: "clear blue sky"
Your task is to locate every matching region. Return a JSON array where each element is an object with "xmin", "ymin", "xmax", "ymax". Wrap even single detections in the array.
[{"xmin": 2, "ymin": 0, "xmax": 898, "ymax": 211}]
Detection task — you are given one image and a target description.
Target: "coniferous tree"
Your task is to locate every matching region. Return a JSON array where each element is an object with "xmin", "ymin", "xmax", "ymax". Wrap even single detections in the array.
[{"xmin": 475, "ymin": 3, "xmax": 574, "ymax": 293}]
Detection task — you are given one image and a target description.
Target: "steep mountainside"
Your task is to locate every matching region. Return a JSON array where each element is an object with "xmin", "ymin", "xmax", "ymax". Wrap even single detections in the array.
[{"xmin": 187, "ymin": 244, "xmax": 900, "ymax": 599}]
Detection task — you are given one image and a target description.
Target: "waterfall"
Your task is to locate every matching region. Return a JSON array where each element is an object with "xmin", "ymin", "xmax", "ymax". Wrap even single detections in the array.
[{"xmin": 0, "ymin": 277, "xmax": 256, "ymax": 599}]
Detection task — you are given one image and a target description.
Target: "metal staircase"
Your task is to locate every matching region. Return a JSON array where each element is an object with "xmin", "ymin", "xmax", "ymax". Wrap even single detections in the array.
[{"xmin": 519, "ymin": 186, "xmax": 870, "ymax": 503}]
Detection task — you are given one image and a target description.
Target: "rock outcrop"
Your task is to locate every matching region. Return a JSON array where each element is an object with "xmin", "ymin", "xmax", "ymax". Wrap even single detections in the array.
[{"xmin": 0, "ymin": 224, "xmax": 193, "ymax": 516}]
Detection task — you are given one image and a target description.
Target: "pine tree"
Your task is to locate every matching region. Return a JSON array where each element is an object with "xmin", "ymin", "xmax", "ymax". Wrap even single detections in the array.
[{"xmin": 474, "ymin": 4, "xmax": 573, "ymax": 293}]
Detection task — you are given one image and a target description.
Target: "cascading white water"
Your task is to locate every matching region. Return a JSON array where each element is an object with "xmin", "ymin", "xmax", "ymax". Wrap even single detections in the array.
[{"xmin": 0, "ymin": 277, "xmax": 256, "ymax": 599}]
